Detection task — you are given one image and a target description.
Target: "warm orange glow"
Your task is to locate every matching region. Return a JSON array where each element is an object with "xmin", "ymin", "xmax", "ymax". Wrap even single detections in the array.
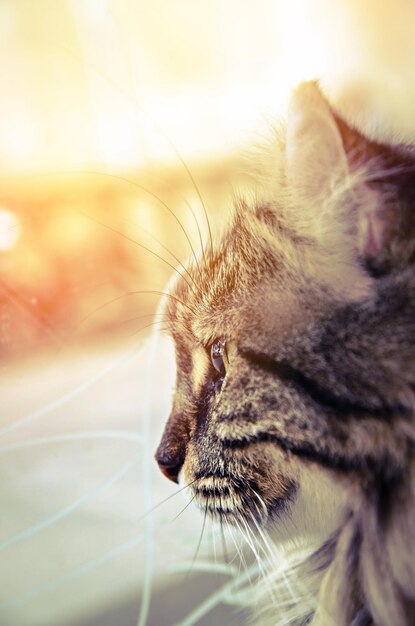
[
  {"xmin": 2, "ymin": 0, "xmax": 411, "ymax": 361},
  {"xmin": 0, "ymin": 1, "xmax": 283, "ymax": 173},
  {"xmin": 0, "ymin": 208, "xmax": 20, "ymax": 250}
]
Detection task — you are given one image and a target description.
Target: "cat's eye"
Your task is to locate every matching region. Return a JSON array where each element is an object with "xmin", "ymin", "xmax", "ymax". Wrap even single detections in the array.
[{"xmin": 210, "ymin": 340, "xmax": 229, "ymax": 376}]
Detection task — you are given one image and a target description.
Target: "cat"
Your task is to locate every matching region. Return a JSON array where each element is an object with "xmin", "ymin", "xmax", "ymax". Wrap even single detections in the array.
[{"xmin": 155, "ymin": 81, "xmax": 415, "ymax": 625}]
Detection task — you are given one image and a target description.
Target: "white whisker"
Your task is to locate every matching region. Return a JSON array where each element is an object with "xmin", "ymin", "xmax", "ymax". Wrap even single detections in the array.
[
  {"xmin": 0, "ymin": 430, "xmax": 143, "ymax": 455},
  {"xmin": 0, "ymin": 452, "xmax": 142, "ymax": 553},
  {"xmin": 0, "ymin": 346, "xmax": 142, "ymax": 437}
]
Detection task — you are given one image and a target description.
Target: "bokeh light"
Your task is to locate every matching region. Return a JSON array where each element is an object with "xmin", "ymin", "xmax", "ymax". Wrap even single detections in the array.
[{"xmin": 0, "ymin": 208, "xmax": 20, "ymax": 251}]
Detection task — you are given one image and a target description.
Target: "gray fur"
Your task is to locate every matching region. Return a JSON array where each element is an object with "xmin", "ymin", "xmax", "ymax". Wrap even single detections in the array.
[{"xmin": 156, "ymin": 83, "xmax": 415, "ymax": 625}]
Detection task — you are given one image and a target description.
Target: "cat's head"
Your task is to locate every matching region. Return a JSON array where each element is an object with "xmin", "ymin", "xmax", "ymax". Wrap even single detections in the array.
[{"xmin": 155, "ymin": 82, "xmax": 415, "ymax": 543}]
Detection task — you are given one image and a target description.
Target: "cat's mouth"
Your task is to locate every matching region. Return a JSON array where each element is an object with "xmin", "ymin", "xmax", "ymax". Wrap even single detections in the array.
[
  {"xmin": 190, "ymin": 473, "xmax": 293, "ymax": 526},
  {"xmin": 192, "ymin": 476, "xmax": 265, "ymax": 524}
]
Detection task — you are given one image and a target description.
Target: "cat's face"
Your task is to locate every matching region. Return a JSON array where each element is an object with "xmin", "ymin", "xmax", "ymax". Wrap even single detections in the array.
[
  {"xmin": 155, "ymin": 83, "xmax": 415, "ymax": 540},
  {"xmin": 158, "ymin": 206, "xmax": 348, "ymax": 536}
]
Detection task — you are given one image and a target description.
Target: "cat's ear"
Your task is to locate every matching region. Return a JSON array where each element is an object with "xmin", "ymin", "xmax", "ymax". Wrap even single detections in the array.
[
  {"xmin": 286, "ymin": 82, "xmax": 349, "ymax": 211},
  {"xmin": 286, "ymin": 81, "xmax": 415, "ymax": 276}
]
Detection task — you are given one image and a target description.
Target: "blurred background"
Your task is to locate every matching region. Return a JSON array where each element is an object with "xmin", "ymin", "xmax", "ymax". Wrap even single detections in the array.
[
  {"xmin": 0, "ymin": 0, "xmax": 290, "ymax": 362},
  {"xmin": 1, "ymin": 1, "xmax": 413, "ymax": 625},
  {"xmin": 0, "ymin": 2, "xmax": 286, "ymax": 625}
]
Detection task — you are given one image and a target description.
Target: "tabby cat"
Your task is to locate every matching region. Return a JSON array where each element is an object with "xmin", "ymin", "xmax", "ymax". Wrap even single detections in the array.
[{"xmin": 155, "ymin": 82, "xmax": 415, "ymax": 626}]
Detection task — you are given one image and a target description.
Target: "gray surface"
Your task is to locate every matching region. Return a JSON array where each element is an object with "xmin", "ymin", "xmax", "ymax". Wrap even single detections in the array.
[
  {"xmin": 65, "ymin": 575, "xmax": 248, "ymax": 626},
  {"xmin": 0, "ymin": 337, "xmax": 250, "ymax": 626}
]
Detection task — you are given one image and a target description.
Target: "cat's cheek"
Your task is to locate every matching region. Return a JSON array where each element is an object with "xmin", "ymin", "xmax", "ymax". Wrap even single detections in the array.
[{"xmin": 272, "ymin": 463, "xmax": 348, "ymax": 543}]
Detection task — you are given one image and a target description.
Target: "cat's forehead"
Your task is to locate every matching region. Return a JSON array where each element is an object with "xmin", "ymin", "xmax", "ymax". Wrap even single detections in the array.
[{"xmin": 166, "ymin": 204, "xmax": 303, "ymax": 345}]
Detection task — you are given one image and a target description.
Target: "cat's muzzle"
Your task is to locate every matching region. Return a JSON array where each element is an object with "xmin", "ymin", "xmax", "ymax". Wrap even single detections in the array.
[{"xmin": 191, "ymin": 474, "xmax": 269, "ymax": 525}]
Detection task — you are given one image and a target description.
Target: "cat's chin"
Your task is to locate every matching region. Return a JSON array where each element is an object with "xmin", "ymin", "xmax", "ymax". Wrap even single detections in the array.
[
  {"xmin": 180, "ymin": 467, "xmax": 297, "ymax": 529},
  {"xmin": 269, "ymin": 465, "xmax": 348, "ymax": 546},
  {"xmin": 182, "ymin": 464, "xmax": 347, "ymax": 553},
  {"xmin": 190, "ymin": 475, "xmax": 270, "ymax": 526}
]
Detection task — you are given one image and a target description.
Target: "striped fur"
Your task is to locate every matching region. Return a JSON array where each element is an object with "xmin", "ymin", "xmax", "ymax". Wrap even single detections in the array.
[{"xmin": 156, "ymin": 83, "xmax": 415, "ymax": 625}]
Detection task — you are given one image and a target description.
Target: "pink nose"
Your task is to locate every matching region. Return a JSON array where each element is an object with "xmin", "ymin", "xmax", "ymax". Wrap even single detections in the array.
[
  {"xmin": 157, "ymin": 461, "xmax": 182, "ymax": 483},
  {"xmin": 155, "ymin": 433, "xmax": 186, "ymax": 484}
]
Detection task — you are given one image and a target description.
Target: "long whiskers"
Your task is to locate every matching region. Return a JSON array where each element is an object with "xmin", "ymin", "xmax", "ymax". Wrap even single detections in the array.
[
  {"xmin": 130, "ymin": 321, "xmax": 169, "ymax": 337},
  {"xmin": 171, "ymin": 493, "xmax": 197, "ymax": 522},
  {"xmin": 186, "ymin": 501, "xmax": 209, "ymax": 579},
  {"xmin": 220, "ymin": 518, "xmax": 230, "ymax": 564},
  {"xmin": 74, "ymin": 206, "xmax": 197, "ymax": 292},
  {"xmin": 16, "ymin": 167, "xmax": 208, "ymax": 273},
  {"xmin": 74, "ymin": 171, "xmax": 202, "ymax": 275},
  {"xmin": 111, "ymin": 312, "xmax": 166, "ymax": 330},
  {"xmin": 128, "ymin": 168, "xmax": 207, "ymax": 265},
  {"xmin": 137, "ymin": 478, "xmax": 200, "ymax": 526},
  {"xmin": 0, "ymin": 279, "xmax": 70, "ymax": 351},
  {"xmin": 0, "ymin": 451, "xmax": 143, "ymax": 553},
  {"xmin": 74, "ymin": 288, "xmax": 194, "ymax": 332},
  {"xmin": 34, "ymin": 39, "xmax": 214, "ymax": 253},
  {"xmin": 229, "ymin": 520, "xmax": 253, "ymax": 578},
  {"xmin": 123, "ymin": 217, "xmax": 199, "ymax": 284},
  {"xmin": 250, "ymin": 487, "xmax": 269, "ymax": 520},
  {"xmin": 246, "ymin": 508, "xmax": 319, "ymax": 619}
]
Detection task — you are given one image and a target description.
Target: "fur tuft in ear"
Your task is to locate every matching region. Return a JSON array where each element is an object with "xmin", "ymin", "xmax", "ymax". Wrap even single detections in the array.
[
  {"xmin": 335, "ymin": 113, "xmax": 415, "ymax": 274},
  {"xmin": 286, "ymin": 81, "xmax": 349, "ymax": 210},
  {"xmin": 285, "ymin": 81, "xmax": 415, "ymax": 277}
]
